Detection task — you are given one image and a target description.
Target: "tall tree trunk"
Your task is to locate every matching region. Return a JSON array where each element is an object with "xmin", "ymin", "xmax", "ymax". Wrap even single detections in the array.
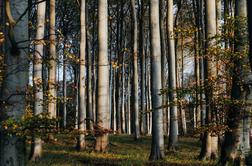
[
  {"xmin": 62, "ymin": 44, "xmax": 67, "ymax": 128},
  {"xmin": 221, "ymin": 0, "xmax": 250, "ymax": 165},
  {"xmin": 167, "ymin": 0, "xmax": 178, "ymax": 150},
  {"xmin": 139, "ymin": 0, "xmax": 148, "ymax": 135},
  {"xmin": 0, "ymin": 0, "xmax": 28, "ymax": 165},
  {"xmin": 149, "ymin": 0, "xmax": 165, "ymax": 160},
  {"xmin": 48, "ymin": 0, "xmax": 57, "ymax": 119},
  {"xmin": 95, "ymin": 0, "xmax": 109, "ymax": 152},
  {"xmin": 87, "ymin": 23, "xmax": 93, "ymax": 131},
  {"xmin": 160, "ymin": 0, "xmax": 168, "ymax": 136},
  {"xmin": 77, "ymin": 0, "xmax": 86, "ymax": 151},
  {"xmin": 200, "ymin": 0, "xmax": 218, "ymax": 160},
  {"xmin": 62, "ymin": 42, "xmax": 67, "ymax": 128},
  {"xmin": 29, "ymin": 0, "xmax": 46, "ymax": 161},
  {"xmin": 248, "ymin": 0, "xmax": 252, "ymax": 69},
  {"xmin": 131, "ymin": 0, "xmax": 140, "ymax": 140}
]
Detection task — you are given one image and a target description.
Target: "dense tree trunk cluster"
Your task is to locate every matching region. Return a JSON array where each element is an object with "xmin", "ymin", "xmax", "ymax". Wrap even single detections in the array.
[{"xmin": 0, "ymin": 0, "xmax": 252, "ymax": 165}]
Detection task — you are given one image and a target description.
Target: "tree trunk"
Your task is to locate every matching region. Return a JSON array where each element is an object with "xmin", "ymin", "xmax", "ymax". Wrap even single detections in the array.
[
  {"xmin": 95, "ymin": 0, "xmax": 109, "ymax": 152},
  {"xmin": 221, "ymin": 0, "xmax": 250, "ymax": 165},
  {"xmin": 131, "ymin": 0, "xmax": 140, "ymax": 140},
  {"xmin": 200, "ymin": 0, "xmax": 218, "ymax": 160},
  {"xmin": 139, "ymin": 1, "xmax": 148, "ymax": 135},
  {"xmin": 167, "ymin": 0, "xmax": 178, "ymax": 150},
  {"xmin": 160, "ymin": 0, "xmax": 168, "ymax": 136},
  {"xmin": 48, "ymin": 0, "xmax": 57, "ymax": 120},
  {"xmin": 29, "ymin": 0, "xmax": 46, "ymax": 161},
  {"xmin": 77, "ymin": 0, "xmax": 87, "ymax": 151},
  {"xmin": 149, "ymin": 0, "xmax": 165, "ymax": 160},
  {"xmin": 0, "ymin": 0, "xmax": 28, "ymax": 165},
  {"xmin": 248, "ymin": 0, "xmax": 252, "ymax": 69}
]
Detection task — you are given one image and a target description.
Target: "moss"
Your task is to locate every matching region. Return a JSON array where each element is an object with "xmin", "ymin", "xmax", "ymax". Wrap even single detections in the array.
[{"xmin": 27, "ymin": 135, "xmax": 215, "ymax": 166}]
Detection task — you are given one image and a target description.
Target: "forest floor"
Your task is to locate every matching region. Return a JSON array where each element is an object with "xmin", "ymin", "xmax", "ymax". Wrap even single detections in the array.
[{"xmin": 27, "ymin": 134, "xmax": 216, "ymax": 166}]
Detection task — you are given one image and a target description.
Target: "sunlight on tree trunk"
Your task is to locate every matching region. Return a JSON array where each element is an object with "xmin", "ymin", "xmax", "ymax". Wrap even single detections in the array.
[
  {"xmin": 29, "ymin": 0, "xmax": 46, "ymax": 161},
  {"xmin": 95, "ymin": 0, "xmax": 109, "ymax": 152},
  {"xmin": 149, "ymin": 0, "xmax": 165, "ymax": 160}
]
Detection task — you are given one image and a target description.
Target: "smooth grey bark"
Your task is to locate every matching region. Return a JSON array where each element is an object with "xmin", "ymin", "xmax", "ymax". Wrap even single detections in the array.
[
  {"xmin": 138, "ymin": 0, "xmax": 148, "ymax": 135},
  {"xmin": 167, "ymin": 0, "xmax": 178, "ymax": 149},
  {"xmin": 48, "ymin": 0, "xmax": 57, "ymax": 119},
  {"xmin": 95, "ymin": 0, "xmax": 109, "ymax": 152},
  {"xmin": 248, "ymin": 0, "xmax": 252, "ymax": 69},
  {"xmin": 87, "ymin": 28, "xmax": 93, "ymax": 131},
  {"xmin": 179, "ymin": 36, "xmax": 187, "ymax": 135},
  {"xmin": 160, "ymin": 0, "xmax": 168, "ymax": 136},
  {"xmin": 0, "ymin": 0, "xmax": 28, "ymax": 165},
  {"xmin": 63, "ymin": 45, "xmax": 67, "ymax": 128},
  {"xmin": 149, "ymin": 0, "xmax": 165, "ymax": 160},
  {"xmin": 121, "ymin": 40, "xmax": 126, "ymax": 133},
  {"xmin": 127, "ymin": 67, "xmax": 132, "ymax": 134},
  {"xmin": 131, "ymin": 0, "xmax": 140, "ymax": 140},
  {"xmin": 200, "ymin": 0, "xmax": 218, "ymax": 160},
  {"xmin": 221, "ymin": 0, "xmax": 251, "ymax": 165},
  {"xmin": 77, "ymin": 0, "xmax": 86, "ymax": 151},
  {"xmin": 29, "ymin": 0, "xmax": 46, "ymax": 161},
  {"xmin": 192, "ymin": 0, "xmax": 201, "ymax": 128}
]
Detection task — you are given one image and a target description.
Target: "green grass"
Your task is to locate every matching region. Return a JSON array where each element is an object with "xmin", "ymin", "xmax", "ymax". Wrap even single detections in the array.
[{"xmin": 27, "ymin": 135, "xmax": 215, "ymax": 166}]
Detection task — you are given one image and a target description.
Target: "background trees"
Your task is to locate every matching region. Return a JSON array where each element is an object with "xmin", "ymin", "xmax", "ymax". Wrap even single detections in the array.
[{"xmin": 0, "ymin": 0, "xmax": 252, "ymax": 165}]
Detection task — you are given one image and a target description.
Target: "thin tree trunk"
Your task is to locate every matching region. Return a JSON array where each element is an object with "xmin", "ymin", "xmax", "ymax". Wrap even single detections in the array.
[
  {"xmin": 77, "ymin": 0, "xmax": 86, "ymax": 151},
  {"xmin": 160, "ymin": 0, "xmax": 168, "ymax": 136},
  {"xmin": 131, "ymin": 0, "xmax": 140, "ymax": 140},
  {"xmin": 48, "ymin": 0, "xmax": 57, "ymax": 119},
  {"xmin": 167, "ymin": 0, "xmax": 178, "ymax": 150}
]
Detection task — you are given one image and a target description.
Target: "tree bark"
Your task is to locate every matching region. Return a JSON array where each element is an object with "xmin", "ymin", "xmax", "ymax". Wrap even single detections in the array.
[
  {"xmin": 131, "ymin": 0, "xmax": 140, "ymax": 140},
  {"xmin": 0, "ymin": 0, "xmax": 28, "ymax": 165},
  {"xmin": 200, "ymin": 0, "xmax": 218, "ymax": 160},
  {"xmin": 48, "ymin": 0, "xmax": 57, "ymax": 119},
  {"xmin": 167, "ymin": 0, "xmax": 178, "ymax": 150},
  {"xmin": 221, "ymin": 0, "xmax": 250, "ymax": 165},
  {"xmin": 149, "ymin": 0, "xmax": 165, "ymax": 160},
  {"xmin": 77, "ymin": 0, "xmax": 87, "ymax": 151},
  {"xmin": 29, "ymin": 0, "xmax": 46, "ymax": 161},
  {"xmin": 95, "ymin": 0, "xmax": 109, "ymax": 152}
]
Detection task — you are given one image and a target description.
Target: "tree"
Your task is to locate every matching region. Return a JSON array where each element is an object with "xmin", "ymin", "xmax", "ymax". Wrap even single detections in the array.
[
  {"xmin": 248, "ymin": 0, "xmax": 252, "ymax": 69},
  {"xmin": 29, "ymin": 0, "xmax": 46, "ymax": 161},
  {"xmin": 131, "ymin": 0, "xmax": 140, "ymax": 140},
  {"xmin": 95, "ymin": 0, "xmax": 110, "ymax": 152},
  {"xmin": 76, "ymin": 0, "xmax": 86, "ymax": 151},
  {"xmin": 221, "ymin": 0, "xmax": 250, "ymax": 164},
  {"xmin": 199, "ymin": 0, "xmax": 218, "ymax": 160},
  {"xmin": 0, "ymin": 0, "xmax": 29, "ymax": 165},
  {"xmin": 48, "ymin": 0, "xmax": 57, "ymax": 119},
  {"xmin": 167, "ymin": 0, "xmax": 179, "ymax": 150},
  {"xmin": 149, "ymin": 0, "xmax": 165, "ymax": 160}
]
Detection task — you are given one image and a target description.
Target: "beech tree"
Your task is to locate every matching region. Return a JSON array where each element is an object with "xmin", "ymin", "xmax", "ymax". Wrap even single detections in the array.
[
  {"xmin": 29, "ymin": 0, "xmax": 46, "ymax": 161},
  {"xmin": 199, "ymin": 0, "xmax": 218, "ymax": 160},
  {"xmin": 76, "ymin": 0, "xmax": 86, "ymax": 151},
  {"xmin": 221, "ymin": 0, "xmax": 251, "ymax": 164},
  {"xmin": 48, "ymin": 0, "xmax": 57, "ymax": 119},
  {"xmin": 167, "ymin": 0, "xmax": 178, "ymax": 150},
  {"xmin": 149, "ymin": 0, "xmax": 165, "ymax": 160},
  {"xmin": 95, "ymin": 0, "xmax": 110, "ymax": 152},
  {"xmin": 131, "ymin": 0, "xmax": 140, "ymax": 140},
  {"xmin": 0, "ymin": 0, "xmax": 28, "ymax": 165}
]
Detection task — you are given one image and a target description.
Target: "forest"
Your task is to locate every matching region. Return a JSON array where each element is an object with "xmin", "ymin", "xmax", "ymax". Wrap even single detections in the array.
[{"xmin": 0, "ymin": 0, "xmax": 252, "ymax": 165}]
